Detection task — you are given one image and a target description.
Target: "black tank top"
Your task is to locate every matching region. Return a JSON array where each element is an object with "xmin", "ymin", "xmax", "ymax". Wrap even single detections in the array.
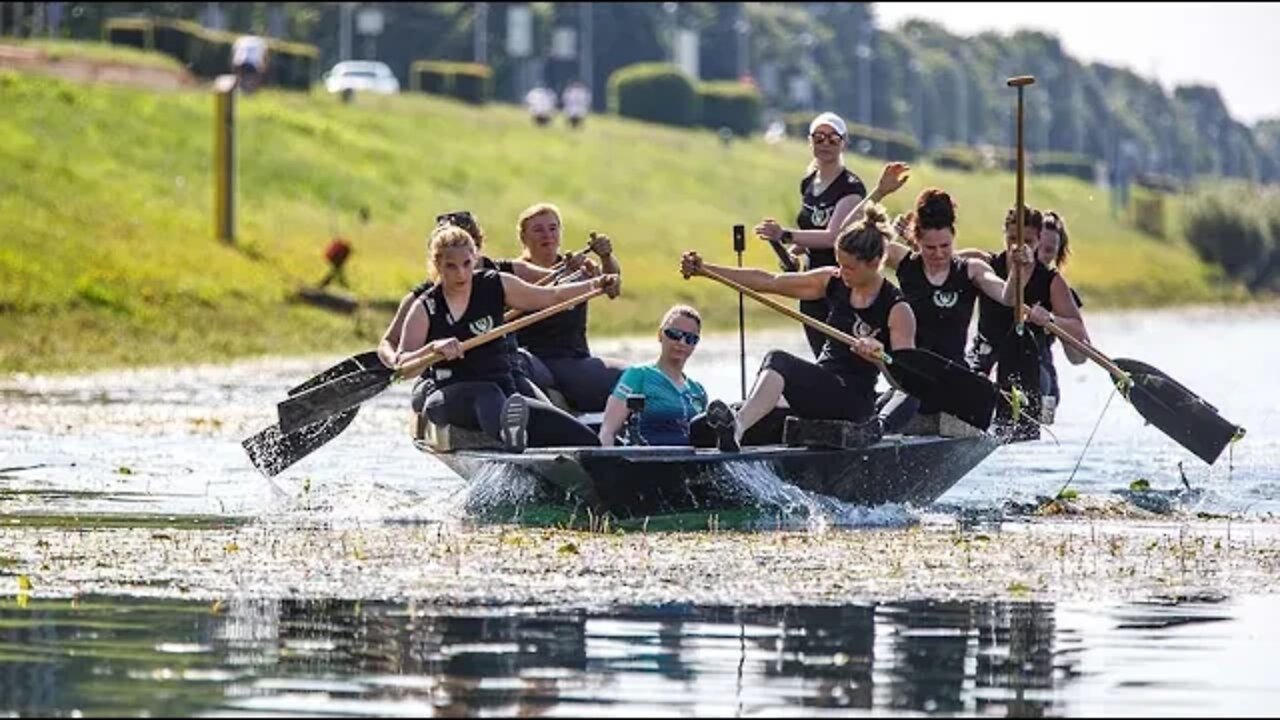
[
  {"xmin": 513, "ymin": 254, "xmax": 590, "ymax": 360},
  {"xmin": 1044, "ymin": 285, "xmax": 1083, "ymax": 352},
  {"xmin": 817, "ymin": 275, "xmax": 906, "ymax": 392},
  {"xmin": 897, "ymin": 254, "xmax": 978, "ymax": 364},
  {"xmin": 975, "ymin": 250, "xmax": 1058, "ymax": 348},
  {"xmin": 797, "ymin": 168, "xmax": 866, "ymax": 269},
  {"xmin": 420, "ymin": 269, "xmax": 513, "ymax": 383}
]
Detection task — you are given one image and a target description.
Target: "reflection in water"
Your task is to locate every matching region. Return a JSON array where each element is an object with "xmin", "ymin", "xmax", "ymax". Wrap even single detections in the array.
[{"xmin": 1, "ymin": 594, "xmax": 1274, "ymax": 716}]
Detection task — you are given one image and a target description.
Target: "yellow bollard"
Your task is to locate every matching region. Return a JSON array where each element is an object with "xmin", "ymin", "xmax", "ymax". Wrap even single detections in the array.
[{"xmin": 213, "ymin": 74, "xmax": 237, "ymax": 243}]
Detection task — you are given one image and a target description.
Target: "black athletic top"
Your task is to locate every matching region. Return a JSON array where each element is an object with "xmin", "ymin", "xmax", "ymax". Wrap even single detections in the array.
[
  {"xmin": 513, "ymin": 254, "xmax": 591, "ymax": 360},
  {"xmin": 797, "ymin": 167, "xmax": 866, "ymax": 269},
  {"xmin": 412, "ymin": 257, "xmax": 521, "ymax": 360},
  {"xmin": 1044, "ymin": 286, "xmax": 1084, "ymax": 352},
  {"xmin": 897, "ymin": 254, "xmax": 978, "ymax": 364},
  {"xmin": 974, "ymin": 250, "xmax": 1058, "ymax": 353},
  {"xmin": 419, "ymin": 269, "xmax": 512, "ymax": 384},
  {"xmin": 817, "ymin": 275, "xmax": 906, "ymax": 394}
]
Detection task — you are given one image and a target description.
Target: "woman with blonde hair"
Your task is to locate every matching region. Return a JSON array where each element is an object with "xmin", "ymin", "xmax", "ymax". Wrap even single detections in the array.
[
  {"xmin": 506, "ymin": 202, "xmax": 629, "ymax": 413},
  {"xmin": 396, "ymin": 225, "xmax": 618, "ymax": 451},
  {"xmin": 684, "ymin": 203, "xmax": 918, "ymax": 451},
  {"xmin": 598, "ymin": 305, "xmax": 708, "ymax": 446}
]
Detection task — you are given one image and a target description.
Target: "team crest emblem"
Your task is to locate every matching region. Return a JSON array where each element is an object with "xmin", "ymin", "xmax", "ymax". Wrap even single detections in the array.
[
  {"xmin": 933, "ymin": 290, "xmax": 959, "ymax": 309},
  {"xmin": 810, "ymin": 205, "xmax": 832, "ymax": 226},
  {"xmin": 851, "ymin": 314, "xmax": 877, "ymax": 339},
  {"xmin": 469, "ymin": 316, "xmax": 494, "ymax": 336}
]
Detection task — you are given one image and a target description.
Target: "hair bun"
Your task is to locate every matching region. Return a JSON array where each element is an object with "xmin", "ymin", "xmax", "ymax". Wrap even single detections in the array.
[
  {"xmin": 861, "ymin": 204, "xmax": 890, "ymax": 227},
  {"xmin": 915, "ymin": 188, "xmax": 956, "ymax": 230}
]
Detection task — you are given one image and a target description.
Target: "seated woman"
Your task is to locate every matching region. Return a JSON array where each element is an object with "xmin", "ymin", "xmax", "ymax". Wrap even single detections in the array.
[
  {"xmin": 1034, "ymin": 209, "xmax": 1089, "ymax": 420},
  {"xmin": 504, "ymin": 202, "xmax": 629, "ymax": 413},
  {"xmin": 597, "ymin": 305, "xmax": 708, "ymax": 447},
  {"xmin": 682, "ymin": 204, "xmax": 919, "ymax": 451},
  {"xmin": 377, "ymin": 210, "xmax": 558, "ymax": 403},
  {"xmin": 396, "ymin": 225, "xmax": 617, "ymax": 451}
]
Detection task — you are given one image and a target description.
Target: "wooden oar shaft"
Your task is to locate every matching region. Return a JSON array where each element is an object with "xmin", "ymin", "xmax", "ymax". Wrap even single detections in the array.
[
  {"xmin": 397, "ymin": 287, "xmax": 605, "ymax": 379},
  {"xmin": 1035, "ymin": 314, "xmax": 1128, "ymax": 380},
  {"xmin": 503, "ymin": 268, "xmax": 589, "ymax": 322},
  {"xmin": 700, "ymin": 267, "xmax": 860, "ymax": 348},
  {"xmin": 1013, "ymin": 83, "xmax": 1027, "ymax": 329}
]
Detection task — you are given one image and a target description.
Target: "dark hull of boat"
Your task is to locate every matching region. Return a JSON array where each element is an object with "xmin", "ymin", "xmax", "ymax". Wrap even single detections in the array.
[{"xmin": 426, "ymin": 434, "xmax": 1000, "ymax": 519}]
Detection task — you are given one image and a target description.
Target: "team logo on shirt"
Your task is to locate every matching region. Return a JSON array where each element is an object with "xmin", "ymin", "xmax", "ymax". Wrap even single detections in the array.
[
  {"xmin": 933, "ymin": 290, "xmax": 959, "ymax": 309},
  {"xmin": 424, "ymin": 296, "xmax": 437, "ymax": 316},
  {"xmin": 808, "ymin": 204, "xmax": 832, "ymax": 227},
  {"xmin": 469, "ymin": 316, "xmax": 494, "ymax": 336},
  {"xmin": 851, "ymin": 314, "xmax": 878, "ymax": 339}
]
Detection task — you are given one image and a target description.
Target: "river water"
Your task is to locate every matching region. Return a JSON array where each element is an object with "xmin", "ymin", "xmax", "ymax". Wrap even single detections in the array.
[{"xmin": 1, "ymin": 305, "xmax": 1278, "ymax": 715}]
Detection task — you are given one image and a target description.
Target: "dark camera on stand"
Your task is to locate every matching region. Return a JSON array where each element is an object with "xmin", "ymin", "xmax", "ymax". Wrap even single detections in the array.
[{"xmin": 626, "ymin": 394, "xmax": 646, "ymax": 413}]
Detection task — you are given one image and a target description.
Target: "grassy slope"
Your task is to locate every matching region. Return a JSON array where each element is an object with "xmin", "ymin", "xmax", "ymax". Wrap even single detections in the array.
[
  {"xmin": 2, "ymin": 39, "xmax": 188, "ymax": 71},
  {"xmin": 0, "ymin": 64, "xmax": 1240, "ymax": 374}
]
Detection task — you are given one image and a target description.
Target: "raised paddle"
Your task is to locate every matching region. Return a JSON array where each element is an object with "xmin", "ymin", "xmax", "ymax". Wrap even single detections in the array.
[
  {"xmin": 1001, "ymin": 74, "xmax": 1044, "ymax": 431},
  {"xmin": 1034, "ymin": 316, "xmax": 1245, "ymax": 465},
  {"xmin": 690, "ymin": 265, "xmax": 998, "ymax": 431},
  {"xmin": 277, "ymin": 286, "xmax": 608, "ymax": 433}
]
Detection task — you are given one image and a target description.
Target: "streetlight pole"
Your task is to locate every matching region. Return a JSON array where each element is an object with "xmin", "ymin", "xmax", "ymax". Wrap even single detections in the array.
[
  {"xmin": 734, "ymin": 10, "xmax": 750, "ymax": 80},
  {"xmin": 663, "ymin": 2, "xmax": 677, "ymax": 63},
  {"xmin": 580, "ymin": 2, "xmax": 592, "ymax": 92}
]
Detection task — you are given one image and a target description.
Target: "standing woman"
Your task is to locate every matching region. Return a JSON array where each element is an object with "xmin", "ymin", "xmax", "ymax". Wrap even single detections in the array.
[
  {"xmin": 507, "ymin": 202, "xmax": 629, "ymax": 413},
  {"xmin": 754, "ymin": 111, "xmax": 868, "ymax": 359},
  {"xmin": 396, "ymin": 225, "xmax": 617, "ymax": 451}
]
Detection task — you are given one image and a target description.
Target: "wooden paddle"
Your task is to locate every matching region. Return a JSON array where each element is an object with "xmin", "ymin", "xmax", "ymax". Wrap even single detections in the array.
[
  {"xmin": 241, "ymin": 351, "xmax": 382, "ymax": 477},
  {"xmin": 277, "ymin": 286, "xmax": 607, "ymax": 433},
  {"xmin": 692, "ymin": 265, "xmax": 998, "ymax": 431},
  {"xmin": 1035, "ymin": 316, "xmax": 1245, "ymax": 465}
]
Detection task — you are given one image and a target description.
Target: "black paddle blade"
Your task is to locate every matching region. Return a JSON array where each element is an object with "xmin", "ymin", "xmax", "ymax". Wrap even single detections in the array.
[
  {"xmin": 288, "ymin": 350, "xmax": 382, "ymax": 396},
  {"xmin": 992, "ymin": 330, "xmax": 1044, "ymax": 441},
  {"xmin": 886, "ymin": 348, "xmax": 997, "ymax": 431},
  {"xmin": 243, "ymin": 407, "xmax": 360, "ymax": 477},
  {"xmin": 1114, "ymin": 358, "xmax": 1245, "ymax": 465},
  {"xmin": 277, "ymin": 365, "xmax": 393, "ymax": 434}
]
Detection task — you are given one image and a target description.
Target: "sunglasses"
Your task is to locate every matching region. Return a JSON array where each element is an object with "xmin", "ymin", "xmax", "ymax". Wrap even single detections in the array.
[
  {"xmin": 662, "ymin": 327, "xmax": 700, "ymax": 346},
  {"xmin": 436, "ymin": 210, "xmax": 474, "ymax": 227},
  {"xmin": 810, "ymin": 131, "xmax": 845, "ymax": 146}
]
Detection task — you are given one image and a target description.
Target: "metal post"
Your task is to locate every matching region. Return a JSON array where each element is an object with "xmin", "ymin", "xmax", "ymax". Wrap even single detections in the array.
[
  {"xmin": 733, "ymin": 225, "xmax": 746, "ymax": 401},
  {"xmin": 213, "ymin": 76, "xmax": 237, "ymax": 243},
  {"xmin": 338, "ymin": 2, "xmax": 352, "ymax": 62},
  {"xmin": 474, "ymin": 2, "xmax": 488, "ymax": 64}
]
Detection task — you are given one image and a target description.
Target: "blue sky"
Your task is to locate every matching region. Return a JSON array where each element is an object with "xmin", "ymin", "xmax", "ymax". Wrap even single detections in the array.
[{"xmin": 873, "ymin": 2, "xmax": 1280, "ymax": 125}]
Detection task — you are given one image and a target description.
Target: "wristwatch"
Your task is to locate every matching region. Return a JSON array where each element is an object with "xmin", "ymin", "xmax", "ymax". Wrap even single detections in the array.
[{"xmin": 780, "ymin": 230, "xmax": 794, "ymax": 245}]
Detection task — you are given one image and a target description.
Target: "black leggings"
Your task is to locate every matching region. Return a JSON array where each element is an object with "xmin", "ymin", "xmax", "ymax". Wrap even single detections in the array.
[
  {"xmin": 799, "ymin": 298, "xmax": 830, "ymax": 359},
  {"xmin": 413, "ymin": 379, "xmax": 599, "ymax": 447},
  {"xmin": 523, "ymin": 351, "xmax": 627, "ymax": 413}
]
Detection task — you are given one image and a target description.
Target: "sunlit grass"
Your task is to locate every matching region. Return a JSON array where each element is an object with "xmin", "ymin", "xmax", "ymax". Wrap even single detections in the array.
[{"xmin": 0, "ymin": 62, "xmax": 1241, "ymax": 374}]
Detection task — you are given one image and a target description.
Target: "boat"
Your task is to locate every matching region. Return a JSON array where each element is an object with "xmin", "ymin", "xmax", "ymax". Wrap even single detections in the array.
[{"xmin": 413, "ymin": 414, "xmax": 1001, "ymax": 522}]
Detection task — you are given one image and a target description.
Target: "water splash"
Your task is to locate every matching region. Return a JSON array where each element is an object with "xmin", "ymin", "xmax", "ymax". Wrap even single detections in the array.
[{"xmin": 717, "ymin": 460, "xmax": 919, "ymax": 531}]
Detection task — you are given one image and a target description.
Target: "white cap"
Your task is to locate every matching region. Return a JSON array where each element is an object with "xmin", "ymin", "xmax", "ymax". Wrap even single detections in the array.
[{"xmin": 809, "ymin": 111, "xmax": 847, "ymax": 137}]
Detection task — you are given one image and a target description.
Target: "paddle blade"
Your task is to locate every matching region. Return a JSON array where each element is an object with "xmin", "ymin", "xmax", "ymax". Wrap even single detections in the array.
[
  {"xmin": 886, "ymin": 348, "xmax": 997, "ymax": 431},
  {"xmin": 277, "ymin": 366, "xmax": 393, "ymax": 434},
  {"xmin": 992, "ymin": 330, "xmax": 1044, "ymax": 440},
  {"xmin": 288, "ymin": 350, "xmax": 382, "ymax": 396},
  {"xmin": 243, "ymin": 407, "xmax": 360, "ymax": 477},
  {"xmin": 1114, "ymin": 358, "xmax": 1245, "ymax": 465}
]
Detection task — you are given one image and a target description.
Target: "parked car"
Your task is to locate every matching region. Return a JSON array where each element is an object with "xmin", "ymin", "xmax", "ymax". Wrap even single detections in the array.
[{"xmin": 323, "ymin": 61, "xmax": 400, "ymax": 95}]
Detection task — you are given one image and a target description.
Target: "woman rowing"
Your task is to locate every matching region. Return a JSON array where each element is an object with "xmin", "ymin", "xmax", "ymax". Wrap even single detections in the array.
[
  {"xmin": 753, "ymin": 111, "xmax": 868, "ymax": 359},
  {"xmin": 598, "ymin": 305, "xmax": 708, "ymax": 447},
  {"xmin": 396, "ymin": 225, "xmax": 617, "ymax": 451},
  {"xmin": 504, "ymin": 202, "xmax": 629, "ymax": 413},
  {"xmin": 1033, "ymin": 209, "xmax": 1089, "ymax": 420},
  {"xmin": 682, "ymin": 204, "xmax": 918, "ymax": 451},
  {"xmin": 965, "ymin": 206, "xmax": 1089, "ymax": 432},
  {"xmin": 377, "ymin": 210, "xmax": 572, "ymax": 402}
]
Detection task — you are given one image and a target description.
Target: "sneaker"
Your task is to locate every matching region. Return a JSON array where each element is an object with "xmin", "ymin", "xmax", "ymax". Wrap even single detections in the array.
[
  {"xmin": 500, "ymin": 394, "xmax": 530, "ymax": 453},
  {"xmin": 705, "ymin": 399, "xmax": 740, "ymax": 453}
]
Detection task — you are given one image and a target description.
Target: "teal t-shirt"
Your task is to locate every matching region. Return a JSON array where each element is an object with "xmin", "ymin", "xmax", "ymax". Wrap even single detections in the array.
[{"xmin": 611, "ymin": 364, "xmax": 708, "ymax": 445}]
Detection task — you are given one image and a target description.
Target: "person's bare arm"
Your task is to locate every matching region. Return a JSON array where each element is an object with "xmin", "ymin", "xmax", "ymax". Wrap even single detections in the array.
[
  {"xmin": 680, "ymin": 251, "xmax": 831, "ymax": 301},
  {"xmin": 499, "ymin": 273, "xmax": 618, "ymax": 312},
  {"xmin": 377, "ymin": 291, "xmax": 418, "ymax": 368},
  {"xmin": 597, "ymin": 395, "xmax": 631, "ymax": 447}
]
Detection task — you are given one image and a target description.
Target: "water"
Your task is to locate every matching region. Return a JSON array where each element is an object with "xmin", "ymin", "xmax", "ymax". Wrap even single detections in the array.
[
  {"xmin": 2, "ymin": 306, "xmax": 1277, "ymax": 522},
  {"xmin": 2, "ymin": 593, "xmax": 1277, "ymax": 716}
]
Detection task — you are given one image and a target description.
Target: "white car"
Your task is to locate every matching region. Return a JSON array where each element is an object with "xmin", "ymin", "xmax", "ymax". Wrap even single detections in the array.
[{"xmin": 323, "ymin": 61, "xmax": 400, "ymax": 95}]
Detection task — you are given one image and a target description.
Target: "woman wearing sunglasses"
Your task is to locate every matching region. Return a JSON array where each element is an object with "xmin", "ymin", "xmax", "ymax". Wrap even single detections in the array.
[
  {"xmin": 597, "ymin": 305, "xmax": 708, "ymax": 447},
  {"xmin": 753, "ymin": 111, "xmax": 868, "ymax": 359}
]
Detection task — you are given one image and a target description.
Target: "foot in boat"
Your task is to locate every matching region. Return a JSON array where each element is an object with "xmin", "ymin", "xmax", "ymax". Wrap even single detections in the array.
[
  {"xmin": 705, "ymin": 399, "xmax": 740, "ymax": 453},
  {"xmin": 501, "ymin": 394, "xmax": 530, "ymax": 453}
]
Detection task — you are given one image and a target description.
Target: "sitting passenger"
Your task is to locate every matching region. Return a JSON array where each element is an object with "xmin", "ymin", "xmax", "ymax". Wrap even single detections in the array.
[{"xmin": 598, "ymin": 305, "xmax": 708, "ymax": 446}]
